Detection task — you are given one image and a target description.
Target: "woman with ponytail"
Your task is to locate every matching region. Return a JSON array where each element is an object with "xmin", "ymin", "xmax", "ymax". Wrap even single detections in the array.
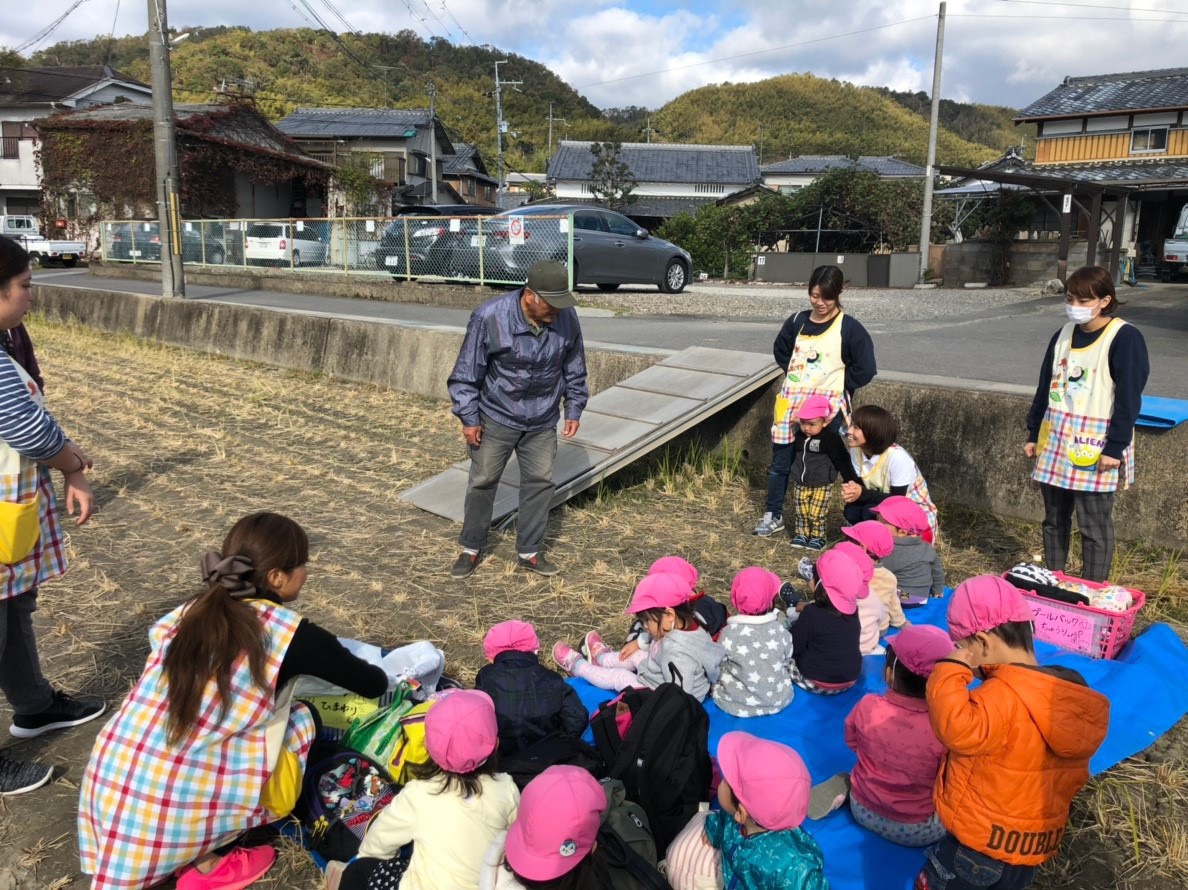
[{"xmin": 78, "ymin": 512, "xmax": 388, "ymax": 890}]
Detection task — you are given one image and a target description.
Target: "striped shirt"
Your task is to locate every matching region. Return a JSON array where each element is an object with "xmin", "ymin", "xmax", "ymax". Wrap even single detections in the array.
[{"xmin": 0, "ymin": 351, "xmax": 65, "ymax": 460}]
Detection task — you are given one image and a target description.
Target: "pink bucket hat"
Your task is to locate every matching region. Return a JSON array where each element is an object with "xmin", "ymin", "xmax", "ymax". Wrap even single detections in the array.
[
  {"xmin": 841, "ymin": 520, "xmax": 894, "ymax": 559},
  {"xmin": 797, "ymin": 394, "xmax": 833, "ymax": 421},
  {"xmin": 730, "ymin": 566, "xmax": 781, "ymax": 615},
  {"xmin": 647, "ymin": 555, "xmax": 699, "ymax": 591},
  {"xmin": 815, "ymin": 548, "xmax": 863, "ymax": 615},
  {"xmin": 424, "ymin": 690, "xmax": 498, "ymax": 773},
  {"xmin": 625, "ymin": 572, "xmax": 690, "ymax": 614},
  {"xmin": 483, "ymin": 620, "xmax": 540, "ymax": 661},
  {"xmin": 947, "ymin": 575, "xmax": 1035, "ymax": 641},
  {"xmin": 505, "ymin": 765, "xmax": 607, "ymax": 880},
  {"xmin": 717, "ymin": 732, "xmax": 810, "ymax": 831},
  {"xmin": 887, "ymin": 625, "xmax": 955, "ymax": 677},
  {"xmin": 832, "ymin": 541, "xmax": 874, "ymax": 596},
  {"xmin": 871, "ymin": 496, "xmax": 930, "ymax": 535}
]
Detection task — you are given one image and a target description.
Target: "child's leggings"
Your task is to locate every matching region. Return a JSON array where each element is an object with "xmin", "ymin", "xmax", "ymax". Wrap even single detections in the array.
[{"xmin": 571, "ymin": 648, "xmax": 648, "ymax": 691}]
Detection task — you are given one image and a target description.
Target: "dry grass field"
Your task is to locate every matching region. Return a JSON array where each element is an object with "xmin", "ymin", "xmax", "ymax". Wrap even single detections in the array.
[{"xmin": 0, "ymin": 317, "xmax": 1184, "ymax": 888}]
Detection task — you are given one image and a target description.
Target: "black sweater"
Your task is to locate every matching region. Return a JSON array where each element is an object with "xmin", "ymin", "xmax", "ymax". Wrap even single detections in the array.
[
  {"xmin": 772, "ymin": 311, "xmax": 877, "ymax": 396},
  {"xmin": 1025, "ymin": 321, "xmax": 1149, "ymax": 460},
  {"xmin": 789, "ymin": 424, "xmax": 862, "ymax": 487},
  {"xmin": 474, "ymin": 650, "xmax": 589, "ymax": 756},
  {"xmin": 790, "ymin": 602, "xmax": 862, "ymax": 684}
]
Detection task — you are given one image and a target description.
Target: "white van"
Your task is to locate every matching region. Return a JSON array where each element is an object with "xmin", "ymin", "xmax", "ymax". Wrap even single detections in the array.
[{"xmin": 243, "ymin": 222, "xmax": 327, "ymax": 267}]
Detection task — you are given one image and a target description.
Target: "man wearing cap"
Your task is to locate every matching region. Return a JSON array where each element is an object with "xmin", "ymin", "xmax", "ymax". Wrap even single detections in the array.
[{"xmin": 448, "ymin": 261, "xmax": 588, "ymax": 578}]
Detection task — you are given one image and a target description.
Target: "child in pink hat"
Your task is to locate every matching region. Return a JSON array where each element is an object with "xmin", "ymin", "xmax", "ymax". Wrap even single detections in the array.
[
  {"xmin": 333, "ymin": 690, "xmax": 519, "ymax": 890},
  {"xmin": 711, "ymin": 567, "xmax": 795, "ymax": 717},
  {"xmin": 809, "ymin": 625, "xmax": 953, "ymax": 846},
  {"xmin": 668, "ymin": 732, "xmax": 827, "ymax": 890},
  {"xmin": 553, "ymin": 572, "xmax": 725, "ymax": 702},
  {"xmin": 833, "ymin": 540, "xmax": 886, "ymax": 657},
  {"xmin": 615, "ymin": 556, "xmax": 728, "ymax": 664},
  {"xmin": 843, "ymin": 519, "xmax": 910, "ymax": 633},
  {"xmin": 474, "ymin": 620, "xmax": 588, "ymax": 768},
  {"xmin": 483, "ymin": 765, "xmax": 667, "ymax": 888},
  {"xmin": 872, "ymin": 496, "xmax": 945, "ymax": 605},
  {"xmin": 788, "ymin": 549, "xmax": 864, "ymax": 695},
  {"xmin": 920, "ymin": 576, "xmax": 1110, "ymax": 889},
  {"xmin": 754, "ymin": 392, "xmax": 863, "ymax": 551}
]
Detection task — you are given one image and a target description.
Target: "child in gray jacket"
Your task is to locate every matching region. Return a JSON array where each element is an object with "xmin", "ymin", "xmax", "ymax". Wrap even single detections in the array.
[{"xmin": 712, "ymin": 567, "xmax": 796, "ymax": 717}]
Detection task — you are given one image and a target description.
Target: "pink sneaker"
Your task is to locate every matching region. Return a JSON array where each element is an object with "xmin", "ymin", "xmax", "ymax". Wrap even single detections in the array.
[
  {"xmin": 552, "ymin": 641, "xmax": 583, "ymax": 674},
  {"xmin": 581, "ymin": 630, "xmax": 609, "ymax": 664},
  {"xmin": 176, "ymin": 845, "xmax": 276, "ymax": 890}
]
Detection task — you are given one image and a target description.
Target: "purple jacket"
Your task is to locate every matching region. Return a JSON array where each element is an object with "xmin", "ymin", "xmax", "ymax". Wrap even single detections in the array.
[
  {"xmin": 845, "ymin": 688, "xmax": 944, "ymax": 823},
  {"xmin": 448, "ymin": 288, "xmax": 587, "ymax": 433}
]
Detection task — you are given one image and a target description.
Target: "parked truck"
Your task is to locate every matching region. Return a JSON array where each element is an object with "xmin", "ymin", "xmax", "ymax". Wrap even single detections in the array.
[
  {"xmin": 0, "ymin": 215, "xmax": 86, "ymax": 268},
  {"xmin": 1161, "ymin": 204, "xmax": 1188, "ymax": 282}
]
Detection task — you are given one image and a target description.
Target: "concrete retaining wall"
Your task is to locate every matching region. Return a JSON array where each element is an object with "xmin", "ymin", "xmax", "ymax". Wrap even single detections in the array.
[
  {"xmin": 944, "ymin": 240, "xmax": 1091, "ymax": 288},
  {"xmin": 33, "ymin": 284, "xmax": 1188, "ymax": 549}
]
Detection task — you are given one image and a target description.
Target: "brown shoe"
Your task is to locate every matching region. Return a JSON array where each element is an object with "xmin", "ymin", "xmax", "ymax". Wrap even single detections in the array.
[{"xmin": 450, "ymin": 550, "xmax": 480, "ymax": 579}]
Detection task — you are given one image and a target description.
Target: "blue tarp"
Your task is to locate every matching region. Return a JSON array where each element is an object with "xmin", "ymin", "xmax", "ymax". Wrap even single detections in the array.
[
  {"xmin": 568, "ymin": 601, "xmax": 1188, "ymax": 890},
  {"xmin": 1137, "ymin": 395, "xmax": 1188, "ymax": 430}
]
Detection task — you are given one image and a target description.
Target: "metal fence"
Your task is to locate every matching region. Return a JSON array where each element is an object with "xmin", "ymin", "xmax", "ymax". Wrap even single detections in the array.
[{"xmin": 100, "ymin": 215, "xmax": 575, "ymax": 287}]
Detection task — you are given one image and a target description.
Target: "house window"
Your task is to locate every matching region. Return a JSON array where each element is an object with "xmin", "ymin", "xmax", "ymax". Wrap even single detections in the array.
[
  {"xmin": 1130, "ymin": 128, "xmax": 1168, "ymax": 153},
  {"xmin": 1, "ymin": 121, "xmax": 36, "ymax": 159},
  {"xmin": 409, "ymin": 154, "xmax": 427, "ymax": 177},
  {"xmin": 580, "ymin": 183, "xmax": 591, "ymax": 194}
]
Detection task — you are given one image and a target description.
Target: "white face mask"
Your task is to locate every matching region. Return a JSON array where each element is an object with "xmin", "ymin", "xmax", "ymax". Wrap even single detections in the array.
[{"xmin": 1065, "ymin": 303, "xmax": 1097, "ymax": 324}]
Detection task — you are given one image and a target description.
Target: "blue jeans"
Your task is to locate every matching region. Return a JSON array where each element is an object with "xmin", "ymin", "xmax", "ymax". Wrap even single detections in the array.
[
  {"xmin": 459, "ymin": 414, "xmax": 557, "ymax": 555},
  {"xmin": 916, "ymin": 835, "xmax": 1036, "ymax": 890}
]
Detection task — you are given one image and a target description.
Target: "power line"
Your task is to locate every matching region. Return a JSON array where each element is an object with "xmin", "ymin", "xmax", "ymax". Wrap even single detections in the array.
[
  {"xmin": 416, "ymin": 0, "xmax": 458, "ymax": 42},
  {"xmin": 438, "ymin": 0, "xmax": 473, "ymax": 45},
  {"xmin": 100, "ymin": 0, "xmax": 124, "ymax": 67},
  {"xmin": 15, "ymin": 0, "xmax": 95, "ymax": 53},
  {"xmin": 996, "ymin": 0, "xmax": 1188, "ymax": 14},
  {"xmin": 574, "ymin": 15, "xmax": 935, "ymax": 90}
]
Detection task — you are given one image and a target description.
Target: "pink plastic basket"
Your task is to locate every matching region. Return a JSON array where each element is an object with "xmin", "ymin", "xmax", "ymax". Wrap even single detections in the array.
[{"xmin": 1013, "ymin": 572, "xmax": 1145, "ymax": 660}]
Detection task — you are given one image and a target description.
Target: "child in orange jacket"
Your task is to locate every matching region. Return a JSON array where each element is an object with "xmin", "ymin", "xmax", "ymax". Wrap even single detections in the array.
[{"xmin": 918, "ymin": 575, "xmax": 1109, "ymax": 890}]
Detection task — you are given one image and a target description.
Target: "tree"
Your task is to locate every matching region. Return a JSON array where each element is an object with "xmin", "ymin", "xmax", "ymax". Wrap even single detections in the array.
[{"xmin": 588, "ymin": 141, "xmax": 637, "ymax": 212}]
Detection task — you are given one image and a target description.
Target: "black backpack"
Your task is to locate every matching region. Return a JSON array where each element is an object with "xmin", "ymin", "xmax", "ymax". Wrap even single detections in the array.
[
  {"xmin": 593, "ymin": 668, "xmax": 712, "ymax": 853},
  {"xmin": 499, "ymin": 732, "xmax": 607, "ymax": 790},
  {"xmin": 293, "ymin": 741, "xmax": 399, "ymax": 861}
]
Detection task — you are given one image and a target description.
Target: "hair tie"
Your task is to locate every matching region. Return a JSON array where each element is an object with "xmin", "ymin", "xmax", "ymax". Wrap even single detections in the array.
[{"xmin": 200, "ymin": 550, "xmax": 257, "ymax": 599}]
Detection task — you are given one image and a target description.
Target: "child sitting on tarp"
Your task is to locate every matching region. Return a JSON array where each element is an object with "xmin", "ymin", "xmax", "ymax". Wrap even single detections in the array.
[
  {"xmin": 712, "ymin": 567, "xmax": 795, "ymax": 717},
  {"xmin": 327, "ymin": 690, "xmax": 519, "ymax": 890},
  {"xmin": 842, "ymin": 519, "xmax": 910, "ymax": 632},
  {"xmin": 809, "ymin": 625, "xmax": 952, "ymax": 846},
  {"xmin": 619, "ymin": 556, "xmax": 728, "ymax": 661},
  {"xmin": 475, "ymin": 620, "xmax": 588, "ymax": 757},
  {"xmin": 833, "ymin": 540, "xmax": 886, "ymax": 656},
  {"xmin": 918, "ymin": 576, "xmax": 1110, "ymax": 890},
  {"xmin": 666, "ymin": 732, "xmax": 828, "ymax": 890},
  {"xmin": 872, "ymin": 497, "xmax": 945, "ymax": 604},
  {"xmin": 553, "ymin": 572, "xmax": 725, "ymax": 702},
  {"xmin": 787, "ymin": 549, "xmax": 863, "ymax": 695}
]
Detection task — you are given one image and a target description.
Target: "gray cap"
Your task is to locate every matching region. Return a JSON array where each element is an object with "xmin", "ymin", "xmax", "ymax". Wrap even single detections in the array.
[{"xmin": 526, "ymin": 261, "xmax": 577, "ymax": 309}]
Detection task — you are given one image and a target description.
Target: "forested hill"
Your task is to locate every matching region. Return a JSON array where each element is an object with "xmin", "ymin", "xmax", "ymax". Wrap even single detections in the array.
[{"xmin": 29, "ymin": 27, "xmax": 1028, "ymax": 172}]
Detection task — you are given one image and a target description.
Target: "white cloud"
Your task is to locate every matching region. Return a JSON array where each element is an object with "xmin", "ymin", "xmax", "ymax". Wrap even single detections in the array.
[{"xmin": 5, "ymin": 0, "xmax": 1188, "ymax": 113}]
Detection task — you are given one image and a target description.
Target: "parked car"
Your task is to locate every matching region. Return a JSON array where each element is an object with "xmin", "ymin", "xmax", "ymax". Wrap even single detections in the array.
[
  {"xmin": 181, "ymin": 223, "xmax": 227, "ymax": 264},
  {"xmin": 243, "ymin": 222, "xmax": 327, "ymax": 267},
  {"xmin": 107, "ymin": 221, "xmax": 228, "ymax": 264},
  {"xmin": 375, "ymin": 206, "xmax": 501, "ymax": 276},
  {"xmin": 428, "ymin": 204, "xmax": 693, "ymax": 293}
]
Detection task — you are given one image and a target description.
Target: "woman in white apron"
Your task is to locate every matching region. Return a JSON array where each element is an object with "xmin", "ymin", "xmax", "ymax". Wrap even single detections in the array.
[
  {"xmin": 755, "ymin": 265, "xmax": 876, "ymax": 546},
  {"xmin": 1024, "ymin": 266, "xmax": 1149, "ymax": 582},
  {"xmin": 0, "ymin": 237, "xmax": 105, "ymax": 797}
]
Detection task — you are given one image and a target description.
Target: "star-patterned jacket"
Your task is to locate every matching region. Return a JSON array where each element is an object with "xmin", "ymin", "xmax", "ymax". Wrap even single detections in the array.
[{"xmin": 711, "ymin": 610, "xmax": 795, "ymax": 717}]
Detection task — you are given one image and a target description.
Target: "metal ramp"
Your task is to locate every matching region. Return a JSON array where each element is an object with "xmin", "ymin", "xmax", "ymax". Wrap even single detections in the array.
[{"xmin": 399, "ymin": 347, "xmax": 781, "ymax": 523}]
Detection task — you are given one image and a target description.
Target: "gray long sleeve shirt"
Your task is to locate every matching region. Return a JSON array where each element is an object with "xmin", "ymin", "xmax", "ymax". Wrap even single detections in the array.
[
  {"xmin": 880, "ymin": 536, "xmax": 945, "ymax": 598},
  {"xmin": 637, "ymin": 625, "xmax": 725, "ymax": 703}
]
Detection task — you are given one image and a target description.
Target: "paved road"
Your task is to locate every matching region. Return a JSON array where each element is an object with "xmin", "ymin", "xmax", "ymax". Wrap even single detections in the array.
[{"xmin": 33, "ymin": 270, "xmax": 1188, "ymax": 399}]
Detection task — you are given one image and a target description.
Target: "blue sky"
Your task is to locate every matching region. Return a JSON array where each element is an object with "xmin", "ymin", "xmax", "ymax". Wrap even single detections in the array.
[{"xmin": 7, "ymin": 0, "xmax": 1188, "ymax": 112}]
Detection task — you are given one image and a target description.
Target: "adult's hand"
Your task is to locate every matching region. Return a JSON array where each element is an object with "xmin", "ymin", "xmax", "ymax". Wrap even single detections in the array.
[
  {"xmin": 1023, "ymin": 442, "xmax": 1037, "ymax": 460},
  {"xmin": 63, "ymin": 471, "xmax": 94, "ymax": 525},
  {"xmin": 561, "ymin": 419, "xmax": 580, "ymax": 439},
  {"xmin": 841, "ymin": 481, "xmax": 863, "ymax": 504},
  {"xmin": 1098, "ymin": 454, "xmax": 1121, "ymax": 471},
  {"xmin": 463, "ymin": 425, "xmax": 483, "ymax": 447}
]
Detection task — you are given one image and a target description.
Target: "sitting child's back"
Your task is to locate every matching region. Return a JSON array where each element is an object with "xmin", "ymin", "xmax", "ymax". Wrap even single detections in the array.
[{"xmin": 712, "ymin": 567, "xmax": 794, "ymax": 717}]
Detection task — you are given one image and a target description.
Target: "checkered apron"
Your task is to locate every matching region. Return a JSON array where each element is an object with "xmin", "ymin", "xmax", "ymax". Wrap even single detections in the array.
[
  {"xmin": 771, "ymin": 312, "xmax": 848, "ymax": 444},
  {"xmin": 1032, "ymin": 320, "xmax": 1133, "ymax": 493},
  {"xmin": 0, "ymin": 355, "xmax": 67, "ymax": 600},
  {"xmin": 78, "ymin": 600, "xmax": 314, "ymax": 889},
  {"xmin": 855, "ymin": 445, "xmax": 940, "ymax": 540}
]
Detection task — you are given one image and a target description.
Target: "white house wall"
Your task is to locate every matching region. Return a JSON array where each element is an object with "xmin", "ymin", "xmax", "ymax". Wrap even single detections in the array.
[{"xmin": 555, "ymin": 179, "xmax": 738, "ymax": 198}]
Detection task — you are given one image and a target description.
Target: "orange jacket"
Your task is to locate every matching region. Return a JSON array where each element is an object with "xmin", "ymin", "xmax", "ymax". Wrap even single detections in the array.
[{"xmin": 927, "ymin": 659, "xmax": 1109, "ymax": 866}]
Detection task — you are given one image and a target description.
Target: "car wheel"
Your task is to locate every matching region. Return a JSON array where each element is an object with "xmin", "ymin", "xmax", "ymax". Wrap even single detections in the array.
[
  {"xmin": 292, "ymin": 250, "xmax": 301, "ymax": 267},
  {"xmin": 661, "ymin": 259, "xmax": 688, "ymax": 294},
  {"xmin": 62, "ymin": 257, "xmax": 78, "ymax": 268},
  {"xmin": 596, "ymin": 283, "xmax": 620, "ymax": 292},
  {"xmin": 210, "ymin": 248, "xmax": 225, "ymax": 265}
]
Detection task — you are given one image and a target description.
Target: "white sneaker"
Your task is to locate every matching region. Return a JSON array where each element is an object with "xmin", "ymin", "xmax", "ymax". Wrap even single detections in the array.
[
  {"xmin": 753, "ymin": 512, "xmax": 785, "ymax": 537},
  {"xmin": 798, "ymin": 557, "xmax": 814, "ymax": 582}
]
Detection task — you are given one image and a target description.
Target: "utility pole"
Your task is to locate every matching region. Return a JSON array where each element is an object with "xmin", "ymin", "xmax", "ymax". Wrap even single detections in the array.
[
  {"xmin": 643, "ymin": 116, "xmax": 653, "ymax": 144},
  {"xmin": 546, "ymin": 102, "xmax": 567, "ymax": 157},
  {"xmin": 493, "ymin": 61, "xmax": 521, "ymax": 201},
  {"xmin": 917, "ymin": 1, "xmax": 946, "ymax": 284},
  {"xmin": 427, "ymin": 80, "xmax": 439, "ymax": 204},
  {"xmin": 147, "ymin": 0, "xmax": 185, "ymax": 298},
  {"xmin": 756, "ymin": 124, "xmax": 765, "ymax": 167}
]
